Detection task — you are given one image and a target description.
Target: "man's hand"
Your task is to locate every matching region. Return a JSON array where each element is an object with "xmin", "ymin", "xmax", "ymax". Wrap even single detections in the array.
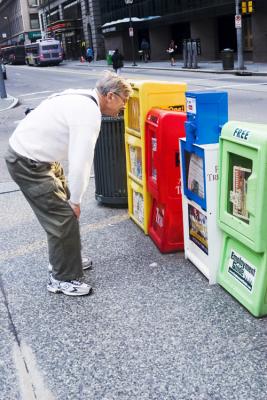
[{"xmin": 68, "ymin": 200, "xmax": 81, "ymax": 219}]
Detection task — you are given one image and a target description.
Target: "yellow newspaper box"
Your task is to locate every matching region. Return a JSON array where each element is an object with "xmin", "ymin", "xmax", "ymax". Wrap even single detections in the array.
[{"xmin": 125, "ymin": 81, "xmax": 187, "ymax": 233}]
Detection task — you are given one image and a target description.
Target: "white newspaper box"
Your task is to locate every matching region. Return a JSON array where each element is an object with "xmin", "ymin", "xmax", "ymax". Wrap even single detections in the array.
[{"xmin": 180, "ymin": 139, "xmax": 222, "ymax": 284}]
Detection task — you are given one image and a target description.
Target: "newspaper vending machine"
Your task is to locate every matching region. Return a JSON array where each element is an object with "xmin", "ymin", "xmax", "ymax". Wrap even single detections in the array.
[
  {"xmin": 145, "ymin": 108, "xmax": 187, "ymax": 252},
  {"xmin": 218, "ymin": 121, "xmax": 267, "ymax": 317},
  {"xmin": 124, "ymin": 80, "xmax": 186, "ymax": 234},
  {"xmin": 180, "ymin": 91, "xmax": 228, "ymax": 284}
]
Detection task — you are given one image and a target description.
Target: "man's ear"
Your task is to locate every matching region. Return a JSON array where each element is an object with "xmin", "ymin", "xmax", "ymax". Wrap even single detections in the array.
[{"xmin": 106, "ymin": 92, "xmax": 113, "ymax": 101}]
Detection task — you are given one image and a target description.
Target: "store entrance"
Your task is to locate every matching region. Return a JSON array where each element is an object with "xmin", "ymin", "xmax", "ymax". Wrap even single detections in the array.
[
  {"xmin": 65, "ymin": 32, "xmax": 82, "ymax": 59},
  {"xmin": 170, "ymin": 22, "xmax": 190, "ymax": 56}
]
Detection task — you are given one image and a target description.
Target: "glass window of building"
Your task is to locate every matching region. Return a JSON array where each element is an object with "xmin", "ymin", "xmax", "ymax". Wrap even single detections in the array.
[
  {"xmin": 30, "ymin": 13, "xmax": 40, "ymax": 29},
  {"xmin": 28, "ymin": 0, "xmax": 38, "ymax": 6}
]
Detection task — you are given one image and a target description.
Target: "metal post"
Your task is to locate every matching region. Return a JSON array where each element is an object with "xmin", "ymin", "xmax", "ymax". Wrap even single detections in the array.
[
  {"xmin": 187, "ymin": 40, "xmax": 192, "ymax": 68},
  {"xmin": 183, "ymin": 39, "xmax": 188, "ymax": 68},
  {"xmin": 192, "ymin": 40, "xmax": 198, "ymax": 69},
  {"xmin": 3, "ymin": 16, "xmax": 11, "ymax": 45},
  {"xmin": 128, "ymin": 3, "xmax": 137, "ymax": 66},
  {"xmin": 0, "ymin": 64, "xmax": 7, "ymax": 99},
  {"xmin": 235, "ymin": 0, "xmax": 245, "ymax": 70}
]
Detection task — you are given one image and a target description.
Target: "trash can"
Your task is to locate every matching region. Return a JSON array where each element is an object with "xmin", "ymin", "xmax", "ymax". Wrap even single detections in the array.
[
  {"xmin": 93, "ymin": 115, "xmax": 127, "ymax": 206},
  {"xmin": 106, "ymin": 50, "xmax": 114, "ymax": 65},
  {"xmin": 221, "ymin": 48, "xmax": 234, "ymax": 70}
]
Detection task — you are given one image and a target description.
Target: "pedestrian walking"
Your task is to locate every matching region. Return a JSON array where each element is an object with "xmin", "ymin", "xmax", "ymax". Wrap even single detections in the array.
[
  {"xmin": 5, "ymin": 71, "xmax": 133, "ymax": 296},
  {"xmin": 86, "ymin": 47, "xmax": 93, "ymax": 63},
  {"xmin": 111, "ymin": 49, "xmax": 124, "ymax": 74},
  {"xmin": 140, "ymin": 38, "xmax": 150, "ymax": 62},
  {"xmin": 166, "ymin": 40, "xmax": 177, "ymax": 66}
]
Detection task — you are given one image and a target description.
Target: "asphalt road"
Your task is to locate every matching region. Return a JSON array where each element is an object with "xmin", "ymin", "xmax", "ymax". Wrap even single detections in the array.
[
  {"xmin": 4, "ymin": 62, "xmax": 267, "ymax": 123},
  {"xmin": 1, "ymin": 64, "xmax": 267, "ymax": 400}
]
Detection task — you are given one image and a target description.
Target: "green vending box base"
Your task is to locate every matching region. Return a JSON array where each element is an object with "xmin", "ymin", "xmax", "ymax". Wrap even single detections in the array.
[{"xmin": 218, "ymin": 233, "xmax": 267, "ymax": 317}]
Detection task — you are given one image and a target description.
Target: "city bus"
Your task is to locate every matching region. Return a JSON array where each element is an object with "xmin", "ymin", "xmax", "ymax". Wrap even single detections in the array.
[
  {"xmin": 0, "ymin": 45, "xmax": 25, "ymax": 65},
  {"xmin": 25, "ymin": 38, "xmax": 63, "ymax": 66}
]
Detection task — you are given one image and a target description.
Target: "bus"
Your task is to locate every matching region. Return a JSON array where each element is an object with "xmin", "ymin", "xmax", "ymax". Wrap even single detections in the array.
[
  {"xmin": 25, "ymin": 38, "xmax": 63, "ymax": 66},
  {"xmin": 0, "ymin": 45, "xmax": 25, "ymax": 65}
]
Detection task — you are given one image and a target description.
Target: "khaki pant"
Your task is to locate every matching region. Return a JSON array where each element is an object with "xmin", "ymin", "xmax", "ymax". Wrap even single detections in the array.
[{"xmin": 5, "ymin": 146, "xmax": 83, "ymax": 281}]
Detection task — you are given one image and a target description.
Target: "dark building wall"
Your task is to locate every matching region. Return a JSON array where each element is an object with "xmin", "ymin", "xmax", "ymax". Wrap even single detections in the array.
[
  {"xmin": 190, "ymin": 18, "xmax": 218, "ymax": 60},
  {"xmin": 149, "ymin": 26, "xmax": 171, "ymax": 60},
  {"xmin": 251, "ymin": 0, "xmax": 267, "ymax": 62}
]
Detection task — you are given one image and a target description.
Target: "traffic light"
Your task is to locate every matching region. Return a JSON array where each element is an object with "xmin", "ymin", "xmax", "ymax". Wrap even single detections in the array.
[
  {"xmin": 248, "ymin": 0, "xmax": 253, "ymax": 13},
  {"xmin": 241, "ymin": 1, "xmax": 247, "ymax": 14},
  {"xmin": 241, "ymin": 0, "xmax": 254, "ymax": 14}
]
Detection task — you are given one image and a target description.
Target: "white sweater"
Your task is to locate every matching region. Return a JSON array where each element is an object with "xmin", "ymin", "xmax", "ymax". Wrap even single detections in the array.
[{"xmin": 9, "ymin": 89, "xmax": 101, "ymax": 204}]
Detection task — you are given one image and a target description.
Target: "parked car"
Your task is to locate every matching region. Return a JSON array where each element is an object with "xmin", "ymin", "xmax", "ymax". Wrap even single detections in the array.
[{"xmin": 1, "ymin": 63, "xmax": 7, "ymax": 80}]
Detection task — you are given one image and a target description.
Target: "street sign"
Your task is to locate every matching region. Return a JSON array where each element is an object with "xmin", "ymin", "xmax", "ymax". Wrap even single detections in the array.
[
  {"xmin": 235, "ymin": 14, "xmax": 242, "ymax": 28},
  {"xmin": 129, "ymin": 27, "xmax": 134, "ymax": 37}
]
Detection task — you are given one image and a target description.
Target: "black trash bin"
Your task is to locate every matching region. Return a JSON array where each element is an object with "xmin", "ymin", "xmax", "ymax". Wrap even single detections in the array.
[
  {"xmin": 221, "ymin": 48, "xmax": 234, "ymax": 70},
  {"xmin": 93, "ymin": 115, "xmax": 127, "ymax": 206}
]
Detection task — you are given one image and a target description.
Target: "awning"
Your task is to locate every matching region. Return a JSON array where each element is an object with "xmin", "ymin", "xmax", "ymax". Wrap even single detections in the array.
[{"xmin": 101, "ymin": 16, "xmax": 161, "ymax": 28}]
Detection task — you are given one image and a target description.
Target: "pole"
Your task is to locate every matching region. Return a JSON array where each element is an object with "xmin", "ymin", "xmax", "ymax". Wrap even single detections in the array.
[
  {"xmin": 3, "ymin": 16, "xmax": 10, "ymax": 45},
  {"xmin": 128, "ymin": 4, "xmax": 137, "ymax": 66},
  {"xmin": 0, "ymin": 64, "xmax": 7, "ymax": 99},
  {"xmin": 235, "ymin": 0, "xmax": 245, "ymax": 70}
]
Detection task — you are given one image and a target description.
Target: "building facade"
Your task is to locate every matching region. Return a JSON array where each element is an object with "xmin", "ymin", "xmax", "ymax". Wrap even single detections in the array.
[
  {"xmin": 1, "ymin": 1, "xmax": 266, "ymax": 62},
  {"xmin": 38, "ymin": 0, "xmax": 105, "ymax": 60},
  {"xmin": 101, "ymin": 0, "xmax": 267, "ymax": 63},
  {"xmin": 0, "ymin": 0, "xmax": 41, "ymax": 46}
]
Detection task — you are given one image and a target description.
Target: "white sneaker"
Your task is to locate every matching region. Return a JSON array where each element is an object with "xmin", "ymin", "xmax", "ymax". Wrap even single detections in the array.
[
  {"xmin": 48, "ymin": 257, "xmax": 93, "ymax": 272},
  {"xmin": 47, "ymin": 274, "xmax": 92, "ymax": 296}
]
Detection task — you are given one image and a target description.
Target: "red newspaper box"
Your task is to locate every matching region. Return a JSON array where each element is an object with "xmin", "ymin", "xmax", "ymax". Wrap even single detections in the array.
[
  {"xmin": 146, "ymin": 108, "xmax": 186, "ymax": 202},
  {"xmin": 149, "ymin": 197, "xmax": 184, "ymax": 252},
  {"xmin": 145, "ymin": 108, "xmax": 186, "ymax": 252}
]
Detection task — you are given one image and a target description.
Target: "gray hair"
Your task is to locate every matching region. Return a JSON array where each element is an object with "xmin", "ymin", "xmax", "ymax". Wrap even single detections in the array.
[{"xmin": 96, "ymin": 70, "xmax": 133, "ymax": 98}]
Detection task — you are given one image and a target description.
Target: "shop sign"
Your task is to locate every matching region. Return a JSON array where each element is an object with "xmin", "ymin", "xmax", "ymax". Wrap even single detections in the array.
[
  {"xmin": 102, "ymin": 27, "xmax": 116, "ymax": 34},
  {"xmin": 28, "ymin": 31, "xmax": 41, "ymax": 39},
  {"xmin": 47, "ymin": 20, "xmax": 80, "ymax": 32}
]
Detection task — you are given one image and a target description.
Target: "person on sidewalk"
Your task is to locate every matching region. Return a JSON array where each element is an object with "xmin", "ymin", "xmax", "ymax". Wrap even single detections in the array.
[
  {"xmin": 111, "ymin": 49, "xmax": 124, "ymax": 74},
  {"xmin": 140, "ymin": 38, "xmax": 150, "ymax": 62},
  {"xmin": 166, "ymin": 40, "xmax": 177, "ymax": 66},
  {"xmin": 86, "ymin": 47, "xmax": 93, "ymax": 63},
  {"xmin": 5, "ymin": 71, "xmax": 133, "ymax": 297}
]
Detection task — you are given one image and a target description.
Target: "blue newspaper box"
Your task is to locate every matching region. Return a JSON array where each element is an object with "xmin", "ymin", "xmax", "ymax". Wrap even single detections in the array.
[
  {"xmin": 181, "ymin": 91, "xmax": 228, "ymax": 210},
  {"xmin": 180, "ymin": 91, "xmax": 228, "ymax": 284},
  {"xmin": 185, "ymin": 91, "xmax": 228, "ymax": 149}
]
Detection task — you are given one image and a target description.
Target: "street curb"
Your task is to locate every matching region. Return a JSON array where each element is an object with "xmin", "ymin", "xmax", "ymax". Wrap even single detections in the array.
[
  {"xmin": 74, "ymin": 63, "xmax": 267, "ymax": 76},
  {"xmin": 0, "ymin": 95, "xmax": 19, "ymax": 112}
]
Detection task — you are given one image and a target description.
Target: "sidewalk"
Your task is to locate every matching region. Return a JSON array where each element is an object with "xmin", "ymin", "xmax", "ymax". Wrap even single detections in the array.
[
  {"xmin": 0, "ymin": 94, "xmax": 18, "ymax": 112},
  {"xmin": 1, "ymin": 176, "xmax": 267, "ymax": 400},
  {"xmin": 72, "ymin": 58, "xmax": 267, "ymax": 76}
]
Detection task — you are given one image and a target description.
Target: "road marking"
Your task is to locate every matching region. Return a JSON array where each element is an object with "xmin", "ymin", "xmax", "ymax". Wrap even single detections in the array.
[
  {"xmin": 8, "ymin": 64, "xmax": 102, "ymax": 77},
  {"xmin": 19, "ymin": 91, "xmax": 54, "ymax": 97},
  {"xmin": 22, "ymin": 96, "xmax": 49, "ymax": 101},
  {"xmin": 13, "ymin": 341, "xmax": 55, "ymax": 400},
  {"xmin": 207, "ymin": 82, "xmax": 267, "ymax": 90}
]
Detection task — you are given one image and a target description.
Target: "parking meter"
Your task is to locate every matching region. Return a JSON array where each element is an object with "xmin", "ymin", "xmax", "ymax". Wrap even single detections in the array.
[{"xmin": 183, "ymin": 39, "xmax": 188, "ymax": 68}]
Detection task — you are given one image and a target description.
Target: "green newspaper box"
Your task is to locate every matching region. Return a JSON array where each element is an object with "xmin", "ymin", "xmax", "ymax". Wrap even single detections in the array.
[{"xmin": 218, "ymin": 121, "xmax": 267, "ymax": 317}]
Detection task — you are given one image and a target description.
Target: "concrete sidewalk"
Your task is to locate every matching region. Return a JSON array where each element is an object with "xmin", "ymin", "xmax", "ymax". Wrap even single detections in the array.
[
  {"xmin": 71, "ymin": 58, "xmax": 267, "ymax": 76},
  {"xmin": 1, "ymin": 176, "xmax": 267, "ymax": 400},
  {"xmin": 0, "ymin": 94, "xmax": 18, "ymax": 112}
]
